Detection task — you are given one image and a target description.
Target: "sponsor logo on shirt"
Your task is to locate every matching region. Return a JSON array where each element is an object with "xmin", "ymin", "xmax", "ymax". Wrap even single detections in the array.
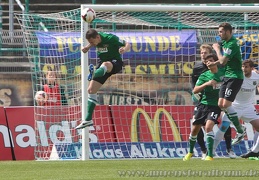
[
  {"xmin": 240, "ymin": 88, "xmax": 255, "ymax": 92},
  {"xmin": 97, "ymin": 45, "xmax": 108, "ymax": 53}
]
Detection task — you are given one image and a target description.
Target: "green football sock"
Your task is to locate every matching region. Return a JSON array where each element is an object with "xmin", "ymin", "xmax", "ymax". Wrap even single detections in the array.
[
  {"xmin": 206, "ymin": 131, "xmax": 214, "ymax": 157},
  {"xmin": 94, "ymin": 66, "xmax": 107, "ymax": 78},
  {"xmin": 85, "ymin": 99, "xmax": 96, "ymax": 121},
  {"xmin": 225, "ymin": 106, "xmax": 243, "ymax": 133},
  {"xmin": 189, "ymin": 135, "xmax": 197, "ymax": 153},
  {"xmin": 226, "ymin": 113, "xmax": 243, "ymax": 133}
]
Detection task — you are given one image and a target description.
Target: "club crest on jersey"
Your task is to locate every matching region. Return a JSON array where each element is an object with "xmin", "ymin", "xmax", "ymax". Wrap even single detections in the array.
[{"xmin": 253, "ymin": 81, "xmax": 257, "ymax": 85}]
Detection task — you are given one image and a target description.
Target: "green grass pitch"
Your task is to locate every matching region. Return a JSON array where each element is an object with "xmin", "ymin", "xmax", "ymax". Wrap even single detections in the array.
[{"xmin": 1, "ymin": 158, "xmax": 259, "ymax": 180}]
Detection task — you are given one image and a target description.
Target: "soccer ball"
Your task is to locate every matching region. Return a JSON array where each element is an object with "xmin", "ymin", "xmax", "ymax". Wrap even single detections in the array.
[
  {"xmin": 81, "ymin": 8, "xmax": 96, "ymax": 23},
  {"xmin": 35, "ymin": 91, "xmax": 47, "ymax": 101}
]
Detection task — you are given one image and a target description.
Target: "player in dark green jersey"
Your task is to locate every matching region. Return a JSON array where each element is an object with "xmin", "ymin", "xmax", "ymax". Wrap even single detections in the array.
[
  {"xmin": 192, "ymin": 44, "xmax": 235, "ymax": 159},
  {"xmin": 184, "ymin": 54, "xmax": 224, "ymax": 161},
  {"xmin": 207, "ymin": 22, "xmax": 246, "ymax": 145},
  {"xmin": 76, "ymin": 29, "xmax": 131, "ymax": 129},
  {"xmin": 191, "ymin": 44, "xmax": 211, "ymax": 160}
]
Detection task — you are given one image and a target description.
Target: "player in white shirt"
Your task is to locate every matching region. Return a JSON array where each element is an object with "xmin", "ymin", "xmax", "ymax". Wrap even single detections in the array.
[{"xmin": 213, "ymin": 59, "xmax": 259, "ymax": 158}]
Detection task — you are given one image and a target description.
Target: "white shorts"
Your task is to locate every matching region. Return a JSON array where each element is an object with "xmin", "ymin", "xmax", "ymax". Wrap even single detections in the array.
[{"xmin": 233, "ymin": 104, "xmax": 259, "ymax": 123}]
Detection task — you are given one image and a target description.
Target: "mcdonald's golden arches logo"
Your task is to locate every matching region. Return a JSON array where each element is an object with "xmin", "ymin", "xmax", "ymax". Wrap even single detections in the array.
[{"xmin": 131, "ymin": 107, "xmax": 181, "ymax": 142}]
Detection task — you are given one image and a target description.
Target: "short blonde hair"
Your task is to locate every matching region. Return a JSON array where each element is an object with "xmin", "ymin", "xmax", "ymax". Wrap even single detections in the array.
[{"xmin": 200, "ymin": 44, "xmax": 213, "ymax": 53}]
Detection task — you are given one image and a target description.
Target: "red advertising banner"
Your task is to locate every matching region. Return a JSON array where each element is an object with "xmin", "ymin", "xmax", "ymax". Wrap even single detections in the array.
[
  {"xmin": 34, "ymin": 106, "xmax": 81, "ymax": 159},
  {"xmin": 111, "ymin": 105, "xmax": 193, "ymax": 142},
  {"xmin": 1, "ymin": 106, "xmax": 115, "ymax": 160},
  {"xmin": 34, "ymin": 105, "xmax": 115, "ymax": 143},
  {"xmin": 2, "ymin": 105, "xmax": 258, "ymax": 160},
  {"xmin": 5, "ymin": 107, "xmax": 35, "ymax": 160},
  {"xmin": 0, "ymin": 107, "xmax": 13, "ymax": 160},
  {"xmin": 92, "ymin": 105, "xmax": 116, "ymax": 142}
]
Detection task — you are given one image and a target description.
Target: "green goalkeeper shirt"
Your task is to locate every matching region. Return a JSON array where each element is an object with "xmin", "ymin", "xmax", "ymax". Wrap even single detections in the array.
[
  {"xmin": 195, "ymin": 68, "xmax": 225, "ymax": 106},
  {"xmin": 96, "ymin": 32, "xmax": 126, "ymax": 62},
  {"xmin": 222, "ymin": 36, "xmax": 243, "ymax": 79}
]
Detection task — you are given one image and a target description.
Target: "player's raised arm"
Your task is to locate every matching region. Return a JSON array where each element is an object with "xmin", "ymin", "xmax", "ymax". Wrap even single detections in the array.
[
  {"xmin": 119, "ymin": 42, "xmax": 131, "ymax": 54},
  {"xmin": 193, "ymin": 80, "xmax": 217, "ymax": 94},
  {"xmin": 212, "ymin": 43, "xmax": 229, "ymax": 66},
  {"xmin": 82, "ymin": 44, "xmax": 93, "ymax": 53}
]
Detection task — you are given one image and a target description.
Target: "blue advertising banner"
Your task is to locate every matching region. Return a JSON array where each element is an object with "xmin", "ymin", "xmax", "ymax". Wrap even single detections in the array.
[
  {"xmin": 35, "ymin": 30, "xmax": 197, "ymax": 62},
  {"xmin": 216, "ymin": 33, "xmax": 259, "ymax": 61},
  {"xmin": 52, "ymin": 141, "xmax": 252, "ymax": 159}
]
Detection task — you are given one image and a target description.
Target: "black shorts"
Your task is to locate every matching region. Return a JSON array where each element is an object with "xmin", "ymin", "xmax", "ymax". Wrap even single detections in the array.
[
  {"xmin": 219, "ymin": 77, "xmax": 243, "ymax": 102},
  {"xmin": 193, "ymin": 104, "xmax": 221, "ymax": 125},
  {"xmin": 193, "ymin": 106, "xmax": 198, "ymax": 116},
  {"xmin": 93, "ymin": 59, "xmax": 124, "ymax": 84},
  {"xmin": 193, "ymin": 104, "xmax": 202, "ymax": 116}
]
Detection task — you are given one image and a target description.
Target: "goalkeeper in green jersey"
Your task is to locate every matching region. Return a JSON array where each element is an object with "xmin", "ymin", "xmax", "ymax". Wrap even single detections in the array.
[
  {"xmin": 183, "ymin": 53, "xmax": 224, "ymax": 161},
  {"xmin": 207, "ymin": 22, "xmax": 246, "ymax": 145},
  {"xmin": 76, "ymin": 29, "xmax": 131, "ymax": 129}
]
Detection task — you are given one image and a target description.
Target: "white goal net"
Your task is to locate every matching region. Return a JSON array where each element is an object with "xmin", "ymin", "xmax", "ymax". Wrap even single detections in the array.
[{"xmin": 15, "ymin": 4, "xmax": 259, "ymax": 160}]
